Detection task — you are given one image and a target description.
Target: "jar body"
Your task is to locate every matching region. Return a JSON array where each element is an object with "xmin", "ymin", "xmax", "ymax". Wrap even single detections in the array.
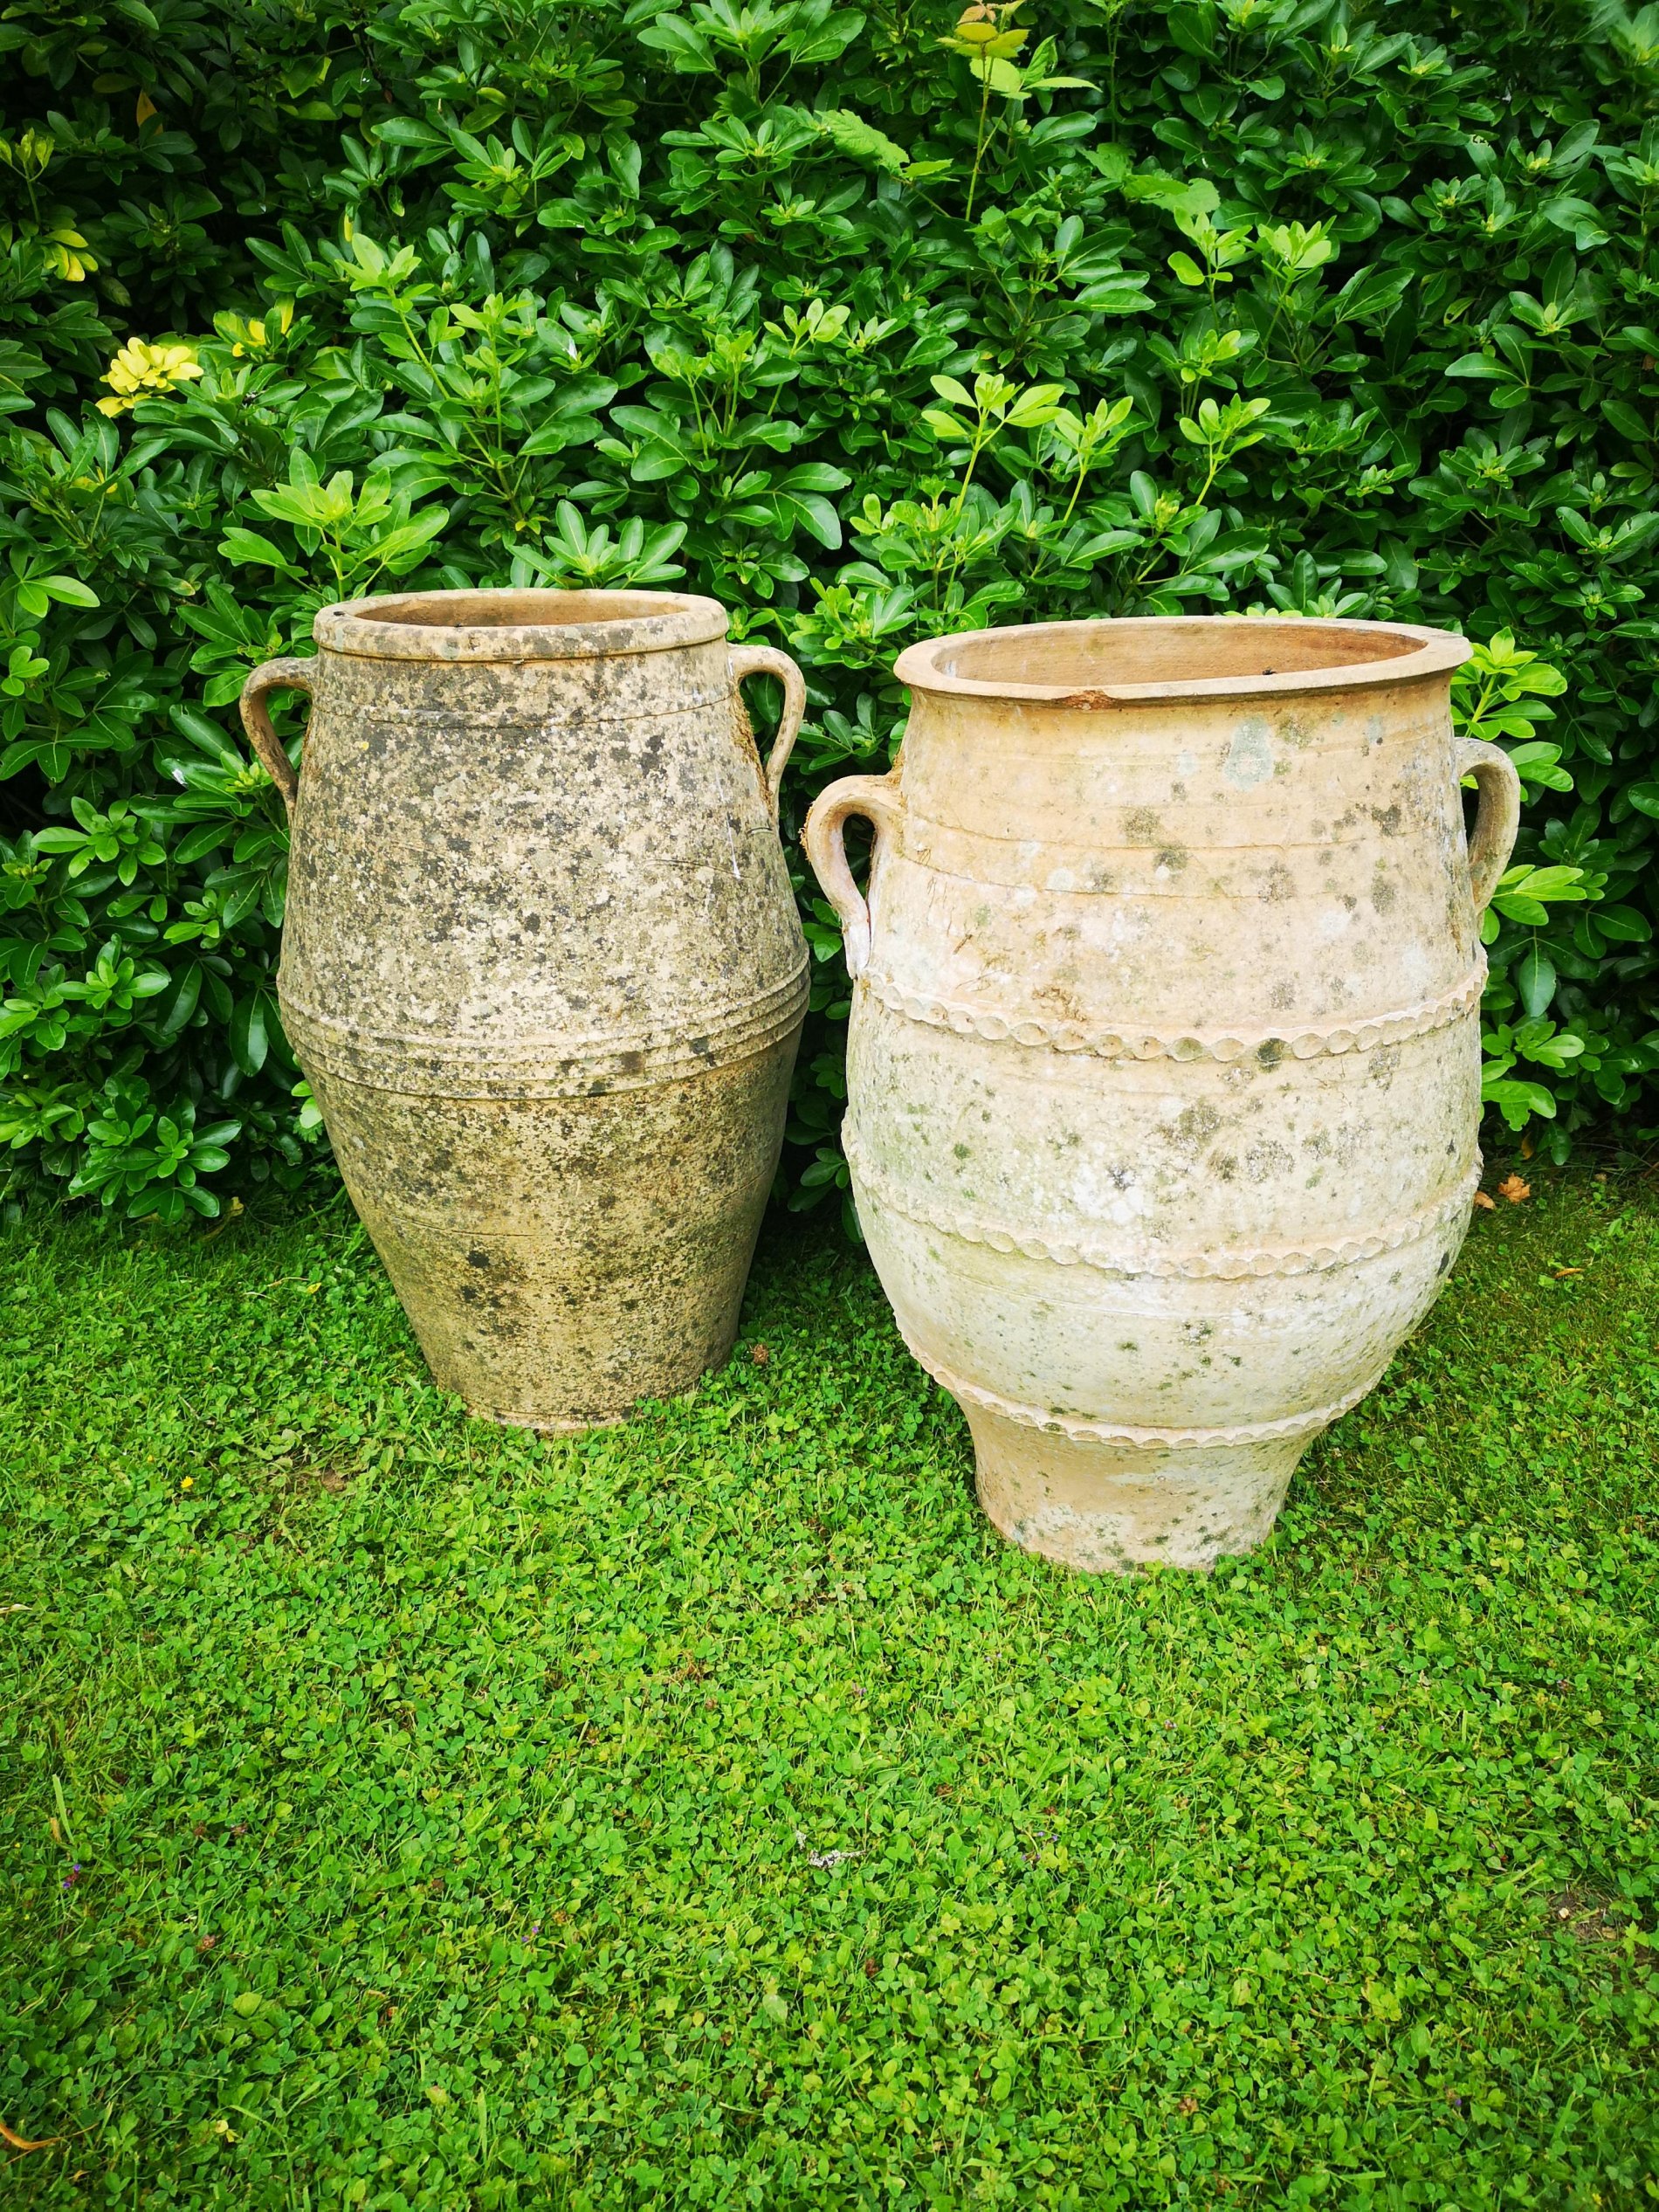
[
  {"xmin": 809, "ymin": 617, "xmax": 1511, "ymax": 1568},
  {"xmin": 256, "ymin": 591, "xmax": 807, "ymax": 1429}
]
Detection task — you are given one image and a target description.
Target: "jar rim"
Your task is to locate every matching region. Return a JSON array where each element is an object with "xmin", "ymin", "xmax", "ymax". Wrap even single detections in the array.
[
  {"xmin": 313, "ymin": 589, "xmax": 728, "ymax": 661},
  {"xmin": 893, "ymin": 616, "xmax": 1472, "ymax": 706}
]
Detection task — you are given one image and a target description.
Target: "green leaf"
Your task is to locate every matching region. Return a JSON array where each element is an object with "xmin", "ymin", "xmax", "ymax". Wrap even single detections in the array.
[
  {"xmin": 367, "ymin": 510, "xmax": 448, "ymax": 569},
  {"xmin": 1594, "ymin": 905, "xmax": 1652, "ymax": 942},
  {"xmin": 1516, "ymin": 945, "xmax": 1557, "ymax": 1016},
  {"xmin": 1121, "ymin": 171, "xmax": 1219, "ymax": 219},
  {"xmin": 168, "ymin": 706, "xmax": 243, "ymax": 766},
  {"xmin": 217, "ymin": 528, "xmax": 300, "ymax": 575},
  {"xmin": 375, "ymin": 116, "xmax": 451, "ymax": 149},
  {"xmin": 230, "ymin": 994, "xmax": 270, "ymax": 1075},
  {"xmin": 819, "ymin": 110, "xmax": 911, "ymax": 174},
  {"xmin": 612, "ymin": 406, "xmax": 694, "ymax": 481},
  {"xmin": 1541, "ymin": 195, "xmax": 1608, "ymax": 249},
  {"xmin": 1601, "ymin": 398, "xmax": 1650, "ymax": 443},
  {"xmin": 769, "ymin": 491, "xmax": 843, "ymax": 550},
  {"xmin": 636, "ymin": 16, "xmax": 719, "ymax": 72},
  {"xmin": 1002, "ymin": 384, "xmax": 1066, "ymax": 429}
]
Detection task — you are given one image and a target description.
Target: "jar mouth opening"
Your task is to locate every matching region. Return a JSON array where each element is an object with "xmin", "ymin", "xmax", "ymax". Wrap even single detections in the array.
[
  {"xmin": 313, "ymin": 589, "xmax": 728, "ymax": 659},
  {"xmin": 894, "ymin": 616, "xmax": 1471, "ymax": 706}
]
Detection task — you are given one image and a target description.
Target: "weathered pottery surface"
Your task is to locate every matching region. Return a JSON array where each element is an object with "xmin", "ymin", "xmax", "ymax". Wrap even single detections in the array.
[
  {"xmin": 806, "ymin": 616, "xmax": 1520, "ymax": 1570},
  {"xmin": 241, "ymin": 589, "xmax": 808, "ymax": 1429}
]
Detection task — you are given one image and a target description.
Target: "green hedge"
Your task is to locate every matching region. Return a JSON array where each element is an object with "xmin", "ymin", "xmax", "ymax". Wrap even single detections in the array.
[{"xmin": 2, "ymin": 0, "xmax": 1656, "ymax": 1223}]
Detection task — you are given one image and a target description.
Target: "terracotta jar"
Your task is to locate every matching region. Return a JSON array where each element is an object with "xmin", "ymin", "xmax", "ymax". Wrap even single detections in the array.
[
  {"xmin": 805, "ymin": 617, "xmax": 1518, "ymax": 1570},
  {"xmin": 241, "ymin": 589, "xmax": 807, "ymax": 1430}
]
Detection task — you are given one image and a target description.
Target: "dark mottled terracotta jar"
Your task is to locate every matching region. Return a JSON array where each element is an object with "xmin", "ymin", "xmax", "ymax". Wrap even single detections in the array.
[{"xmin": 241, "ymin": 589, "xmax": 808, "ymax": 1429}]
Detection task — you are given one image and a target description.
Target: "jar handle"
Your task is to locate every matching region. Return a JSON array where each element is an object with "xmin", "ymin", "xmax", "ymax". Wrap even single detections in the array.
[
  {"xmin": 803, "ymin": 773, "xmax": 905, "ymax": 980},
  {"xmin": 1455, "ymin": 735, "xmax": 1522, "ymax": 914},
  {"xmin": 238, "ymin": 657, "xmax": 317, "ymax": 817},
  {"xmin": 729, "ymin": 644, "xmax": 806, "ymax": 823}
]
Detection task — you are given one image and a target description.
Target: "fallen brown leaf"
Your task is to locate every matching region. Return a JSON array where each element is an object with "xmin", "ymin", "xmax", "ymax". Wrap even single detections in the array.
[
  {"xmin": 1497, "ymin": 1173, "xmax": 1531, "ymax": 1204},
  {"xmin": 0, "ymin": 2121, "xmax": 60, "ymax": 2152},
  {"xmin": 1471, "ymin": 1190, "xmax": 1496, "ymax": 1211}
]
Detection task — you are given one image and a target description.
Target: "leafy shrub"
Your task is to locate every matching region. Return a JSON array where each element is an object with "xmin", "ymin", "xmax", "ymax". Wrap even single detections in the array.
[{"xmin": 3, "ymin": 0, "xmax": 1656, "ymax": 1222}]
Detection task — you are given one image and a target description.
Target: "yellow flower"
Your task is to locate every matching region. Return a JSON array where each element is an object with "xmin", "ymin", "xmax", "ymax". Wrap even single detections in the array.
[{"xmin": 95, "ymin": 338, "xmax": 204, "ymax": 417}]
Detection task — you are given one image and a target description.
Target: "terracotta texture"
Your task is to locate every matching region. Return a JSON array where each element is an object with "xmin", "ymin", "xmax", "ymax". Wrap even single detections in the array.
[
  {"xmin": 806, "ymin": 616, "xmax": 1519, "ymax": 1571},
  {"xmin": 241, "ymin": 589, "xmax": 808, "ymax": 1429}
]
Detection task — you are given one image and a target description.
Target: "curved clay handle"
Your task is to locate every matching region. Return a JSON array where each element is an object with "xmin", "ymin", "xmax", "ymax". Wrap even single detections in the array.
[
  {"xmin": 803, "ymin": 772, "xmax": 905, "ymax": 979},
  {"xmin": 1455, "ymin": 735, "xmax": 1522, "ymax": 914},
  {"xmin": 238, "ymin": 656, "xmax": 317, "ymax": 817},
  {"xmin": 729, "ymin": 644, "xmax": 806, "ymax": 823}
]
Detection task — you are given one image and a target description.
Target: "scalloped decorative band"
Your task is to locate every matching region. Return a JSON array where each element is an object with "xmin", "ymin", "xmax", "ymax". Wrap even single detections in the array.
[
  {"xmin": 283, "ymin": 961, "xmax": 809, "ymax": 1098},
  {"xmin": 318, "ymin": 690, "xmax": 739, "ymax": 726},
  {"xmin": 902, "ymin": 1335, "xmax": 1380, "ymax": 1451},
  {"xmin": 859, "ymin": 963, "xmax": 1485, "ymax": 1063},
  {"xmin": 846, "ymin": 1139, "xmax": 1480, "ymax": 1281}
]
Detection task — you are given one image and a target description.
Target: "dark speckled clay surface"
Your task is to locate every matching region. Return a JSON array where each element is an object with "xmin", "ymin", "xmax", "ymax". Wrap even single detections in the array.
[{"xmin": 241, "ymin": 590, "xmax": 808, "ymax": 1429}]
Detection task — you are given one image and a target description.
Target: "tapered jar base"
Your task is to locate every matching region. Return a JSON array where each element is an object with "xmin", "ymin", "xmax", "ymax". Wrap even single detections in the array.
[
  {"xmin": 304, "ymin": 1034, "xmax": 797, "ymax": 1432},
  {"xmin": 963, "ymin": 1401, "xmax": 1309, "ymax": 1573}
]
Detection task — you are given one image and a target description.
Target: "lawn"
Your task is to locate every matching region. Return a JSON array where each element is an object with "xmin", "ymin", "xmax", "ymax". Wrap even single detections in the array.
[{"xmin": 3, "ymin": 1175, "xmax": 1657, "ymax": 2210}]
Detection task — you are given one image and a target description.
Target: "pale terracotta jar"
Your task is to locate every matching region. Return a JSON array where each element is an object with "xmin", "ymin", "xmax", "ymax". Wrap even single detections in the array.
[
  {"xmin": 241, "ymin": 589, "xmax": 807, "ymax": 1430},
  {"xmin": 805, "ymin": 617, "xmax": 1519, "ymax": 1570}
]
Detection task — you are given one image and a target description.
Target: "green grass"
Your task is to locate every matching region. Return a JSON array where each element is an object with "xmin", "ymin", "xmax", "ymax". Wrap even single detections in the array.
[{"xmin": 3, "ymin": 1176, "xmax": 1658, "ymax": 2211}]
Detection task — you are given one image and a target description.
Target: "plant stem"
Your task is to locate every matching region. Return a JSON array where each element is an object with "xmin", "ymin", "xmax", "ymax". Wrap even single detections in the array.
[{"xmin": 965, "ymin": 64, "xmax": 993, "ymax": 224}]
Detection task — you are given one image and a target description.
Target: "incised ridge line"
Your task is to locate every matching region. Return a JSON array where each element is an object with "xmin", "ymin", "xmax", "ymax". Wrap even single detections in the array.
[
  {"xmin": 903, "ymin": 1338, "xmax": 1381, "ymax": 1450},
  {"xmin": 285, "ymin": 961, "xmax": 808, "ymax": 1098}
]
